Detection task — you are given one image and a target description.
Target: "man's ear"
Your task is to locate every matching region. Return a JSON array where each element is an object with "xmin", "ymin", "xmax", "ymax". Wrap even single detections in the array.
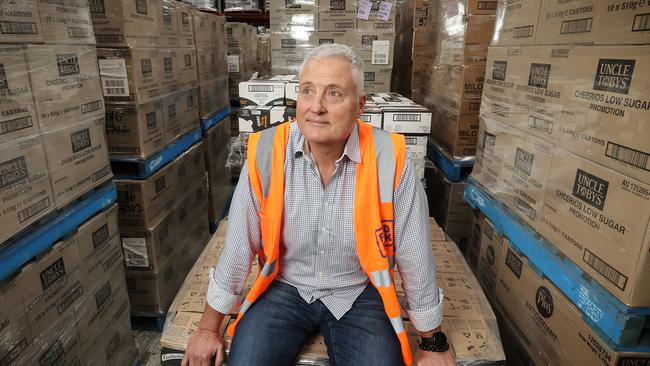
[{"xmin": 358, "ymin": 94, "xmax": 367, "ymax": 117}]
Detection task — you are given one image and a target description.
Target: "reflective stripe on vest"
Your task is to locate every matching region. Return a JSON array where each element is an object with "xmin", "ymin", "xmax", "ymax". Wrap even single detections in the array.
[{"xmin": 227, "ymin": 121, "xmax": 412, "ymax": 365}]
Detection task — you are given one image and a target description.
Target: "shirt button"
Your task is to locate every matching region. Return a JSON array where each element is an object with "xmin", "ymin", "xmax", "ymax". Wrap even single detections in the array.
[
  {"xmin": 318, "ymin": 272, "xmax": 323, "ymax": 277},
  {"xmin": 320, "ymin": 250, "xmax": 325, "ymax": 255},
  {"xmin": 321, "ymin": 226, "xmax": 327, "ymax": 232},
  {"xmin": 324, "ymin": 201, "xmax": 329, "ymax": 207}
]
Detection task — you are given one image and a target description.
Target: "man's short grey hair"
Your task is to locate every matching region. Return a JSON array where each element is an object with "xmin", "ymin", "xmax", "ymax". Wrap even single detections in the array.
[{"xmin": 299, "ymin": 43, "xmax": 365, "ymax": 96}]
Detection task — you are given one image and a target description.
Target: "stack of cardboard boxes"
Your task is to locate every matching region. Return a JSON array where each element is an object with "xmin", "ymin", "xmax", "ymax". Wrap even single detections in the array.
[
  {"xmin": 269, "ymin": 0, "xmax": 396, "ymax": 92},
  {"xmin": 469, "ymin": 0, "xmax": 650, "ymax": 363},
  {"xmin": 227, "ymin": 22, "xmax": 258, "ymax": 99},
  {"xmin": 223, "ymin": 0, "xmax": 262, "ymax": 12},
  {"xmin": 256, "ymin": 32, "xmax": 272, "ymax": 78},
  {"xmin": 91, "ymin": 1, "xmax": 224, "ymax": 314},
  {"xmin": 159, "ymin": 219, "xmax": 506, "ymax": 365},
  {"xmin": 237, "ymin": 75, "xmax": 298, "ymax": 133},
  {"xmin": 0, "ymin": 1, "xmax": 137, "ymax": 364}
]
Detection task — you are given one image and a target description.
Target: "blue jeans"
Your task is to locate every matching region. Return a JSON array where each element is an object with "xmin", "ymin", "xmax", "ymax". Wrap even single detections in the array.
[{"xmin": 227, "ymin": 281, "xmax": 402, "ymax": 366}]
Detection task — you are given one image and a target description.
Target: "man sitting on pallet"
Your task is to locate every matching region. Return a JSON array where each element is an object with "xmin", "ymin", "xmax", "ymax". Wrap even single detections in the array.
[{"xmin": 182, "ymin": 44, "xmax": 455, "ymax": 366}]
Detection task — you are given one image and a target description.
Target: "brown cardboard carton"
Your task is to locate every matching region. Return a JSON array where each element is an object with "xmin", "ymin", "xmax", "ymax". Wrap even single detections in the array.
[
  {"xmin": 192, "ymin": 10, "xmax": 217, "ymax": 49},
  {"xmin": 345, "ymin": 31, "xmax": 395, "ymax": 67},
  {"xmin": 436, "ymin": 14, "xmax": 496, "ymax": 45},
  {"xmin": 97, "ymin": 47, "xmax": 162, "ymax": 105},
  {"xmin": 38, "ymin": 0, "xmax": 95, "ymax": 45},
  {"xmin": 159, "ymin": 48, "xmax": 180, "ymax": 95},
  {"xmin": 426, "ymin": 165, "xmax": 473, "ymax": 246},
  {"xmin": 430, "ymin": 108, "xmax": 479, "ymax": 158},
  {"xmin": 41, "ymin": 116, "xmax": 112, "ymax": 208},
  {"xmin": 471, "ymin": 116, "xmax": 510, "ymax": 193},
  {"xmin": 318, "ymin": 0, "xmax": 357, "ymax": 31},
  {"xmin": 115, "ymin": 161, "xmax": 175, "ymax": 228},
  {"xmin": 479, "ymin": 46, "xmax": 522, "ymax": 125},
  {"xmin": 160, "ymin": 0, "xmax": 180, "ymax": 47},
  {"xmin": 205, "ymin": 119, "xmax": 232, "ymax": 223},
  {"xmin": 178, "ymin": 48, "xmax": 199, "ymax": 90},
  {"xmin": 84, "ymin": 303, "xmax": 138, "ymax": 366},
  {"xmin": 595, "ymin": 1, "xmax": 650, "ymax": 44},
  {"xmin": 0, "ymin": 45, "xmax": 39, "ymax": 143},
  {"xmin": 270, "ymin": 33, "xmax": 312, "ymax": 68},
  {"xmin": 175, "ymin": 2, "xmax": 195, "ymax": 48},
  {"xmin": 269, "ymin": 0, "xmax": 318, "ymax": 32},
  {"xmin": 474, "ymin": 217, "xmax": 506, "ymax": 299},
  {"xmin": 121, "ymin": 209, "xmax": 176, "ymax": 271},
  {"xmin": 90, "ymin": 0, "xmax": 162, "ymax": 48},
  {"xmin": 105, "ymin": 99, "xmax": 166, "ymax": 158},
  {"xmin": 25, "ymin": 45, "xmax": 104, "ymax": 130},
  {"xmin": 433, "ymin": 65, "xmax": 485, "ymax": 115},
  {"xmin": 537, "ymin": 0, "xmax": 598, "ymax": 45},
  {"xmin": 0, "ymin": 136, "xmax": 54, "ymax": 244},
  {"xmin": 357, "ymin": 0, "xmax": 397, "ymax": 32},
  {"xmin": 76, "ymin": 266, "xmax": 130, "ymax": 355},
  {"xmin": 491, "ymin": 0, "xmax": 542, "ymax": 46},
  {"xmin": 125, "ymin": 249, "xmax": 184, "ymax": 313},
  {"xmin": 163, "ymin": 89, "xmax": 199, "ymax": 143},
  {"xmin": 308, "ymin": 31, "xmax": 347, "ymax": 47},
  {"xmin": 0, "ymin": 279, "xmax": 32, "ymax": 365},
  {"xmin": 196, "ymin": 48, "xmax": 214, "ymax": 83},
  {"xmin": 363, "ymin": 65, "xmax": 392, "ymax": 93},
  {"xmin": 539, "ymin": 148, "xmax": 650, "ymax": 306},
  {"xmin": 496, "ymin": 242, "xmax": 650, "ymax": 365},
  {"xmin": 437, "ymin": 42, "xmax": 489, "ymax": 66},
  {"xmin": 17, "ymin": 236, "xmax": 84, "ymax": 336},
  {"xmin": 557, "ymin": 46, "xmax": 650, "ymax": 185},
  {"xmin": 173, "ymin": 142, "xmax": 206, "ymax": 197},
  {"xmin": 0, "ymin": 0, "xmax": 43, "ymax": 44},
  {"xmin": 198, "ymin": 77, "xmax": 229, "ymax": 119},
  {"xmin": 15, "ymin": 312, "xmax": 83, "ymax": 366},
  {"xmin": 76, "ymin": 204, "xmax": 123, "ymax": 288}
]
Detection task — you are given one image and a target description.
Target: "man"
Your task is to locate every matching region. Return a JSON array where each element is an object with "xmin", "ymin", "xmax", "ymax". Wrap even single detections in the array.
[{"xmin": 182, "ymin": 44, "xmax": 456, "ymax": 366}]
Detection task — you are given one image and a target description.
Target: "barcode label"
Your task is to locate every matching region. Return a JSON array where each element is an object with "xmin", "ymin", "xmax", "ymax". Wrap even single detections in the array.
[
  {"xmin": 513, "ymin": 25, "xmax": 534, "ymax": 38},
  {"xmin": 248, "ymin": 85, "xmax": 274, "ymax": 92},
  {"xmin": 18, "ymin": 198, "xmax": 50, "ymax": 222},
  {"xmin": 633, "ymin": 13, "xmax": 650, "ymax": 32},
  {"xmin": 227, "ymin": 55, "xmax": 240, "ymax": 73},
  {"xmin": 469, "ymin": 102, "xmax": 481, "ymax": 111},
  {"xmin": 583, "ymin": 249, "xmax": 628, "ymax": 290},
  {"xmin": 606, "ymin": 142, "xmax": 650, "ymax": 171},
  {"xmin": 0, "ymin": 116, "xmax": 33, "ymax": 135},
  {"xmin": 375, "ymin": 23, "xmax": 393, "ymax": 28},
  {"xmin": 99, "ymin": 59, "xmax": 130, "ymax": 97},
  {"xmin": 122, "ymin": 237, "xmax": 150, "ymax": 268},
  {"xmin": 527, "ymin": 115, "xmax": 553, "ymax": 134},
  {"xmin": 92, "ymin": 166, "xmax": 111, "ymax": 181},
  {"xmin": 393, "ymin": 114, "xmax": 421, "ymax": 122},
  {"xmin": 372, "ymin": 40, "xmax": 390, "ymax": 65},
  {"xmin": 360, "ymin": 115, "xmax": 370, "ymax": 122},
  {"xmin": 492, "ymin": 103, "xmax": 510, "ymax": 117},
  {"xmin": 104, "ymin": 79, "xmax": 124, "ymax": 87},
  {"xmin": 81, "ymin": 100, "xmax": 103, "ymax": 114},
  {"xmin": 67, "ymin": 27, "xmax": 92, "ymax": 39},
  {"xmin": 0, "ymin": 21, "xmax": 38, "ymax": 35},
  {"xmin": 96, "ymin": 34, "xmax": 124, "ymax": 43},
  {"xmin": 514, "ymin": 197, "xmax": 536, "ymax": 220},
  {"xmin": 335, "ymin": 22, "xmax": 355, "ymax": 29},
  {"xmin": 105, "ymin": 87, "xmax": 126, "ymax": 96},
  {"xmin": 560, "ymin": 18, "xmax": 593, "ymax": 34},
  {"xmin": 477, "ymin": 1, "xmax": 498, "ymax": 10}
]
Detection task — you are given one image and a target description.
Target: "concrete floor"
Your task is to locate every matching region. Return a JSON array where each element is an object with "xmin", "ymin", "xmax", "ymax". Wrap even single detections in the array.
[{"xmin": 134, "ymin": 329, "xmax": 162, "ymax": 366}]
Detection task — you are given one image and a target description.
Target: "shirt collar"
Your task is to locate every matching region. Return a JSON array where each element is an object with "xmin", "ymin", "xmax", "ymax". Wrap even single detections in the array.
[{"xmin": 295, "ymin": 122, "xmax": 362, "ymax": 164}]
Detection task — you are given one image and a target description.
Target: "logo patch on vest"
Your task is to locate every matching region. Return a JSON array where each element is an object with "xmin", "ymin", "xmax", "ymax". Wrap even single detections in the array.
[{"xmin": 375, "ymin": 220, "xmax": 394, "ymax": 258}]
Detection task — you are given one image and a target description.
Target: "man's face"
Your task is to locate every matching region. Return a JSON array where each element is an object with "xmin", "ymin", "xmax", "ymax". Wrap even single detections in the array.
[{"xmin": 296, "ymin": 57, "xmax": 365, "ymax": 147}]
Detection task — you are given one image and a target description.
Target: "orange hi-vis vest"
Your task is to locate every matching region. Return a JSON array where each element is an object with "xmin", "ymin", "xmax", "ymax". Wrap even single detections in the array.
[{"xmin": 226, "ymin": 121, "xmax": 413, "ymax": 365}]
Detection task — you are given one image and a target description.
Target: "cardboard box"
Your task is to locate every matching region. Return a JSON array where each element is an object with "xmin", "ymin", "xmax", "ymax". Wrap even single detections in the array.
[
  {"xmin": 437, "ymin": 14, "xmax": 496, "ymax": 45},
  {"xmin": 160, "ymin": 0, "xmax": 180, "ymax": 47},
  {"xmin": 357, "ymin": 0, "xmax": 397, "ymax": 32},
  {"xmin": 0, "ymin": 45, "xmax": 39, "ymax": 143},
  {"xmin": 205, "ymin": 119, "xmax": 232, "ymax": 224},
  {"xmin": 38, "ymin": 0, "xmax": 95, "ymax": 45},
  {"xmin": 17, "ymin": 236, "xmax": 84, "ymax": 336},
  {"xmin": 426, "ymin": 165, "xmax": 473, "ymax": 246},
  {"xmin": 97, "ymin": 47, "xmax": 162, "ymax": 106},
  {"xmin": 479, "ymin": 46, "xmax": 522, "ymax": 125},
  {"xmin": 177, "ymin": 47, "xmax": 199, "ymax": 91},
  {"xmin": 318, "ymin": 0, "xmax": 357, "ymax": 31},
  {"xmin": 270, "ymin": 33, "xmax": 312, "ymax": 68},
  {"xmin": 269, "ymin": 0, "xmax": 318, "ymax": 32},
  {"xmin": 471, "ymin": 116, "xmax": 509, "ymax": 193},
  {"xmin": 192, "ymin": 10, "xmax": 218, "ymax": 49},
  {"xmin": 539, "ymin": 148, "xmax": 650, "ymax": 306},
  {"xmin": 536, "ymin": 0, "xmax": 598, "ymax": 45},
  {"xmin": 0, "ymin": 0, "xmax": 43, "ymax": 43},
  {"xmin": 76, "ymin": 204, "xmax": 124, "ymax": 289},
  {"xmin": 90, "ymin": 0, "xmax": 162, "ymax": 48},
  {"xmin": 595, "ymin": 1, "xmax": 650, "ymax": 45},
  {"xmin": 16, "ymin": 313, "xmax": 83, "ymax": 366},
  {"xmin": 496, "ymin": 241, "xmax": 650, "ymax": 365},
  {"xmin": 121, "ymin": 210, "xmax": 177, "ymax": 271},
  {"xmin": 474, "ymin": 217, "xmax": 506, "ymax": 300},
  {"xmin": 345, "ymin": 31, "xmax": 395, "ymax": 67},
  {"xmin": 437, "ymin": 41, "xmax": 489, "ymax": 66},
  {"xmin": 491, "ymin": 0, "xmax": 542, "ymax": 46},
  {"xmin": 175, "ymin": 2, "xmax": 195, "ymax": 48},
  {"xmin": 0, "ymin": 136, "xmax": 53, "ymax": 244},
  {"xmin": 363, "ymin": 66, "xmax": 392, "ymax": 93},
  {"xmin": 163, "ymin": 89, "xmax": 200, "ymax": 143},
  {"xmin": 26, "ymin": 45, "xmax": 104, "ymax": 130},
  {"xmin": 0, "ymin": 280, "xmax": 32, "ymax": 365},
  {"xmin": 125, "ymin": 250, "xmax": 184, "ymax": 313},
  {"xmin": 84, "ymin": 303, "xmax": 138, "ymax": 366},
  {"xmin": 198, "ymin": 76, "xmax": 229, "ymax": 119},
  {"xmin": 173, "ymin": 142, "xmax": 206, "ymax": 198},
  {"xmin": 360, "ymin": 105, "xmax": 383, "ymax": 128},
  {"xmin": 196, "ymin": 48, "xmax": 214, "ymax": 82},
  {"xmin": 430, "ymin": 108, "xmax": 479, "ymax": 158},
  {"xmin": 105, "ymin": 99, "xmax": 166, "ymax": 158},
  {"xmin": 381, "ymin": 104, "xmax": 432, "ymax": 134},
  {"xmin": 115, "ymin": 161, "xmax": 175, "ymax": 228},
  {"xmin": 238, "ymin": 105, "xmax": 294, "ymax": 133},
  {"xmin": 41, "ymin": 116, "xmax": 112, "ymax": 208},
  {"xmin": 160, "ymin": 48, "xmax": 180, "ymax": 95},
  {"xmin": 432, "ymin": 65, "xmax": 485, "ymax": 115},
  {"xmin": 308, "ymin": 31, "xmax": 347, "ymax": 47},
  {"xmin": 239, "ymin": 80, "xmax": 286, "ymax": 106}
]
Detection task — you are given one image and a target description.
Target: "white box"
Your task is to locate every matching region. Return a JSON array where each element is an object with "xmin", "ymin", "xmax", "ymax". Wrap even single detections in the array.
[
  {"xmin": 381, "ymin": 106, "xmax": 432, "ymax": 134},
  {"xmin": 238, "ymin": 80, "xmax": 286, "ymax": 106}
]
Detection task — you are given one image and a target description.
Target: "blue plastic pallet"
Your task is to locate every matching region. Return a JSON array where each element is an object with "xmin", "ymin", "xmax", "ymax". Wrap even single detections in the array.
[
  {"xmin": 426, "ymin": 140, "xmax": 474, "ymax": 182},
  {"xmin": 111, "ymin": 128, "xmax": 202, "ymax": 179},
  {"xmin": 464, "ymin": 180, "xmax": 650, "ymax": 351},
  {"xmin": 201, "ymin": 106, "xmax": 232, "ymax": 132},
  {"xmin": 0, "ymin": 182, "xmax": 117, "ymax": 282}
]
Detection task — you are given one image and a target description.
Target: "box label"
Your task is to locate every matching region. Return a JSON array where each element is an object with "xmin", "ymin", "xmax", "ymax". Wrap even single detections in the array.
[
  {"xmin": 372, "ymin": 40, "xmax": 390, "ymax": 65},
  {"xmin": 377, "ymin": 1, "xmax": 393, "ymax": 21},
  {"xmin": 492, "ymin": 61, "xmax": 507, "ymax": 81},
  {"xmin": 357, "ymin": 0, "xmax": 372, "ymax": 20},
  {"xmin": 56, "ymin": 55, "xmax": 80, "ymax": 77},
  {"xmin": 593, "ymin": 59, "xmax": 635, "ymax": 95},
  {"xmin": 99, "ymin": 59, "xmax": 129, "ymax": 97},
  {"xmin": 572, "ymin": 169, "xmax": 609, "ymax": 211},
  {"xmin": 0, "ymin": 156, "xmax": 28, "ymax": 189},
  {"xmin": 40, "ymin": 258, "xmax": 66, "ymax": 291},
  {"xmin": 122, "ymin": 238, "xmax": 149, "ymax": 268},
  {"xmin": 95, "ymin": 280, "xmax": 112, "ymax": 309},
  {"xmin": 535, "ymin": 286, "xmax": 554, "ymax": 318},
  {"xmin": 227, "ymin": 55, "xmax": 240, "ymax": 73},
  {"xmin": 92, "ymin": 224, "xmax": 110, "ymax": 250},
  {"xmin": 505, "ymin": 248, "xmax": 522, "ymax": 279},
  {"xmin": 71, "ymin": 128, "xmax": 92, "ymax": 153},
  {"xmin": 528, "ymin": 63, "xmax": 551, "ymax": 89}
]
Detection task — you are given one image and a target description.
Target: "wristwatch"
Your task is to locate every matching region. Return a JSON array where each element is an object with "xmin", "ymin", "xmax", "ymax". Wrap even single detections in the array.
[{"xmin": 419, "ymin": 331, "xmax": 449, "ymax": 352}]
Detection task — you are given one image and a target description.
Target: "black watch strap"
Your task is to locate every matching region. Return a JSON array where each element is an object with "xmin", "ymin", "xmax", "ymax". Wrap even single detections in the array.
[{"xmin": 419, "ymin": 331, "xmax": 450, "ymax": 352}]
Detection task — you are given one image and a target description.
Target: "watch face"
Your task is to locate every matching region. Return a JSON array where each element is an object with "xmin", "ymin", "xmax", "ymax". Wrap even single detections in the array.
[{"xmin": 433, "ymin": 332, "xmax": 448, "ymax": 347}]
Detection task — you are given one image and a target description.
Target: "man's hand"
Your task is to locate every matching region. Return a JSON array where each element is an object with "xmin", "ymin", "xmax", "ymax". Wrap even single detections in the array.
[
  {"xmin": 181, "ymin": 328, "xmax": 225, "ymax": 366},
  {"xmin": 414, "ymin": 349, "xmax": 457, "ymax": 366}
]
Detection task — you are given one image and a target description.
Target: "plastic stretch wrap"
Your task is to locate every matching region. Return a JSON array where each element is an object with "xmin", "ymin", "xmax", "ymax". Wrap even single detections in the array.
[
  {"xmin": 224, "ymin": 0, "xmax": 262, "ymax": 12},
  {"xmin": 204, "ymin": 118, "xmax": 234, "ymax": 224}
]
